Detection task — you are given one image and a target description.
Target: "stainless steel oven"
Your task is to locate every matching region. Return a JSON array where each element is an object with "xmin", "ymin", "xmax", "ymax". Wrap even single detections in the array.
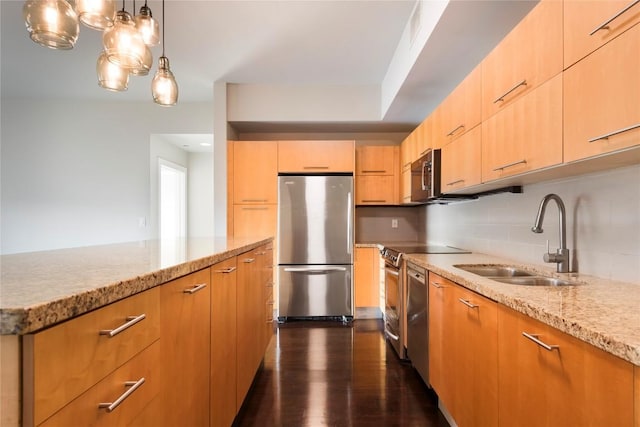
[{"xmin": 381, "ymin": 248, "xmax": 406, "ymax": 359}]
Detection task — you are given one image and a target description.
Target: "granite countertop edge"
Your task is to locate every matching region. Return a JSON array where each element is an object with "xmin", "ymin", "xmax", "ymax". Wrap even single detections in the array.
[
  {"xmin": 1, "ymin": 237, "xmax": 272, "ymax": 335},
  {"xmin": 404, "ymin": 253, "xmax": 640, "ymax": 366}
]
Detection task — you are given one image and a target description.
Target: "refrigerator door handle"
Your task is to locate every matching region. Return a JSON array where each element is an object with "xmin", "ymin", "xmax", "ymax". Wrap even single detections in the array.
[
  {"xmin": 347, "ymin": 191, "xmax": 353, "ymax": 255},
  {"xmin": 283, "ymin": 267, "xmax": 347, "ymax": 273}
]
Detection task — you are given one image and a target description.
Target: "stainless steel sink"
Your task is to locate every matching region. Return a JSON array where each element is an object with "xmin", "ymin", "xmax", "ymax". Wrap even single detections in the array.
[
  {"xmin": 454, "ymin": 264, "xmax": 579, "ymax": 287},
  {"xmin": 454, "ymin": 265, "xmax": 534, "ymax": 277}
]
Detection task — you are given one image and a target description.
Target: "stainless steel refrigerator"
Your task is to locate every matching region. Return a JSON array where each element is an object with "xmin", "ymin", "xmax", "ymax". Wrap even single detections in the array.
[{"xmin": 277, "ymin": 174, "xmax": 354, "ymax": 320}]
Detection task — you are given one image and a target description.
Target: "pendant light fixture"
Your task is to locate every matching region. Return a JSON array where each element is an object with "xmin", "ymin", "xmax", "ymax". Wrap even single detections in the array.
[
  {"xmin": 130, "ymin": 44, "xmax": 153, "ymax": 76},
  {"xmin": 151, "ymin": 0, "xmax": 178, "ymax": 106},
  {"xmin": 103, "ymin": 1, "xmax": 146, "ymax": 69},
  {"xmin": 97, "ymin": 51, "xmax": 129, "ymax": 91},
  {"xmin": 76, "ymin": 0, "xmax": 116, "ymax": 30},
  {"xmin": 23, "ymin": 0, "xmax": 79, "ymax": 50},
  {"xmin": 135, "ymin": 1, "xmax": 160, "ymax": 46}
]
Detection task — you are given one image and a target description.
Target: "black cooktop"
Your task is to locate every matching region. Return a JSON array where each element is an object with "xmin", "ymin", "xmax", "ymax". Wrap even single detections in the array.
[{"xmin": 385, "ymin": 244, "xmax": 471, "ymax": 254}]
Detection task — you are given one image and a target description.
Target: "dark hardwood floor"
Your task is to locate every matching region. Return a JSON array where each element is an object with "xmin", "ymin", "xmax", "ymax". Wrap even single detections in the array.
[{"xmin": 234, "ymin": 319, "xmax": 449, "ymax": 427}]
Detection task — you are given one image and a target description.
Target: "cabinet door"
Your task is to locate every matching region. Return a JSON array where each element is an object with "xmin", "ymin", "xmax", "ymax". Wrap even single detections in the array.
[
  {"xmin": 438, "ymin": 64, "xmax": 482, "ymax": 147},
  {"xmin": 355, "ymin": 175, "xmax": 397, "ymax": 205},
  {"xmin": 401, "ymin": 168, "xmax": 412, "ymax": 205},
  {"xmin": 564, "ymin": 0, "xmax": 640, "ymax": 69},
  {"xmin": 278, "ymin": 140, "xmax": 354, "ymax": 172},
  {"xmin": 160, "ymin": 268, "xmax": 211, "ymax": 427},
  {"xmin": 498, "ymin": 305, "xmax": 634, "ymax": 426},
  {"xmin": 564, "ymin": 23, "xmax": 640, "ymax": 163},
  {"xmin": 233, "ymin": 141, "xmax": 278, "ymax": 204},
  {"xmin": 354, "ymin": 247, "xmax": 379, "ymax": 308},
  {"xmin": 482, "ymin": 0, "xmax": 563, "ymax": 120},
  {"xmin": 356, "ymin": 145, "xmax": 397, "ymax": 175},
  {"xmin": 233, "ymin": 204, "xmax": 277, "ymax": 239},
  {"xmin": 441, "ymin": 125, "xmax": 481, "ymax": 192},
  {"xmin": 210, "ymin": 257, "xmax": 237, "ymax": 427},
  {"xmin": 481, "ymin": 73, "xmax": 562, "ymax": 182}
]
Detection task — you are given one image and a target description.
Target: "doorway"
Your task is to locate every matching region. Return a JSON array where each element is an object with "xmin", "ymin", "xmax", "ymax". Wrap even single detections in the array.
[{"xmin": 159, "ymin": 158, "xmax": 187, "ymax": 240}]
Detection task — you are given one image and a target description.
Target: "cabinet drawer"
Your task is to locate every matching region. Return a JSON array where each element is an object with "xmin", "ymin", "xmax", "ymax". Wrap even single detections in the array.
[
  {"xmin": 482, "ymin": 0, "xmax": 563, "ymax": 120},
  {"xmin": 564, "ymin": 23, "xmax": 640, "ymax": 163},
  {"xmin": 39, "ymin": 341, "xmax": 160, "ymax": 427},
  {"xmin": 564, "ymin": 0, "xmax": 640, "ymax": 69},
  {"xmin": 278, "ymin": 140, "xmax": 354, "ymax": 172},
  {"xmin": 481, "ymin": 73, "xmax": 562, "ymax": 182},
  {"xmin": 355, "ymin": 175, "xmax": 397, "ymax": 205},
  {"xmin": 23, "ymin": 287, "xmax": 160, "ymax": 426}
]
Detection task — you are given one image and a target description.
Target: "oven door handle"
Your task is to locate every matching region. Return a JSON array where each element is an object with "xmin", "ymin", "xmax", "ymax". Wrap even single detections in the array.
[
  {"xmin": 385, "ymin": 267, "xmax": 399, "ymax": 277},
  {"xmin": 385, "ymin": 324, "xmax": 400, "ymax": 341}
]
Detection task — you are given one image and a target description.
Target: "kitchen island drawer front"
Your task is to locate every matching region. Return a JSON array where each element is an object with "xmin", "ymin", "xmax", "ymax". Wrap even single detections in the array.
[
  {"xmin": 39, "ymin": 340, "xmax": 160, "ymax": 427},
  {"xmin": 23, "ymin": 287, "xmax": 160, "ymax": 426},
  {"xmin": 564, "ymin": 23, "xmax": 640, "ymax": 163}
]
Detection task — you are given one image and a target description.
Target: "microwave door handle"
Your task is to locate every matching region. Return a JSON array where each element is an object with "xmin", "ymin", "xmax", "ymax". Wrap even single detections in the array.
[{"xmin": 421, "ymin": 161, "xmax": 427, "ymax": 190}]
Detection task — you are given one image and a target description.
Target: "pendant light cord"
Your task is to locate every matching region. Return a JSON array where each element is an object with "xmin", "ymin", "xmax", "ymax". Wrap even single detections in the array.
[{"xmin": 161, "ymin": 0, "xmax": 165, "ymax": 56}]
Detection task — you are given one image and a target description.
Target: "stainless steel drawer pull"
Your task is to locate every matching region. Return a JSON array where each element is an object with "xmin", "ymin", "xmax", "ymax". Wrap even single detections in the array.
[
  {"xmin": 588, "ymin": 123, "xmax": 640, "ymax": 143},
  {"xmin": 420, "ymin": 148, "xmax": 432, "ymax": 157},
  {"xmin": 362, "ymin": 199, "xmax": 387, "ymax": 203},
  {"xmin": 241, "ymin": 207, "xmax": 269, "ymax": 211},
  {"xmin": 589, "ymin": 0, "xmax": 640, "ymax": 35},
  {"xmin": 385, "ymin": 268, "xmax": 400, "ymax": 277},
  {"xmin": 243, "ymin": 258, "xmax": 256, "ymax": 263},
  {"xmin": 303, "ymin": 166, "xmax": 330, "ymax": 170},
  {"xmin": 447, "ymin": 124, "xmax": 465, "ymax": 137},
  {"xmin": 385, "ymin": 325, "xmax": 400, "ymax": 341},
  {"xmin": 214, "ymin": 267, "xmax": 237, "ymax": 274},
  {"xmin": 240, "ymin": 199, "xmax": 268, "ymax": 202},
  {"xmin": 458, "ymin": 298, "xmax": 479, "ymax": 308},
  {"xmin": 183, "ymin": 283, "xmax": 207, "ymax": 294},
  {"xmin": 99, "ymin": 378, "xmax": 145, "ymax": 412},
  {"xmin": 99, "ymin": 314, "xmax": 146, "ymax": 337},
  {"xmin": 493, "ymin": 159, "xmax": 527, "ymax": 172},
  {"xmin": 430, "ymin": 282, "xmax": 445, "ymax": 289},
  {"xmin": 493, "ymin": 79, "xmax": 527, "ymax": 103},
  {"xmin": 284, "ymin": 266, "xmax": 347, "ymax": 273},
  {"xmin": 446, "ymin": 179, "xmax": 465, "ymax": 186},
  {"xmin": 522, "ymin": 332, "xmax": 559, "ymax": 351},
  {"xmin": 362, "ymin": 170, "xmax": 387, "ymax": 173}
]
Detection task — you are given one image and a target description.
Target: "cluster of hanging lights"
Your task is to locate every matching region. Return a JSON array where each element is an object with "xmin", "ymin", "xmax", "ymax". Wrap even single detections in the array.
[{"xmin": 22, "ymin": 0, "xmax": 178, "ymax": 106}]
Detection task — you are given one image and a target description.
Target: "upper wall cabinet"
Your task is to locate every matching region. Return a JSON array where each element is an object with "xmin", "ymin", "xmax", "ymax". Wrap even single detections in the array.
[
  {"xmin": 355, "ymin": 145, "xmax": 397, "ymax": 175},
  {"xmin": 481, "ymin": 0, "xmax": 563, "ymax": 121},
  {"xmin": 441, "ymin": 125, "xmax": 482, "ymax": 192},
  {"xmin": 233, "ymin": 141, "xmax": 278, "ymax": 204},
  {"xmin": 564, "ymin": 0, "xmax": 640, "ymax": 69},
  {"xmin": 564, "ymin": 23, "xmax": 640, "ymax": 163},
  {"xmin": 278, "ymin": 140, "xmax": 354, "ymax": 173},
  {"xmin": 355, "ymin": 145, "xmax": 399, "ymax": 205},
  {"xmin": 434, "ymin": 64, "xmax": 482, "ymax": 148}
]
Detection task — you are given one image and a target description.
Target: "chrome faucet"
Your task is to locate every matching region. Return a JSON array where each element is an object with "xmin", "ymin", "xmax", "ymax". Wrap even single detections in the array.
[{"xmin": 531, "ymin": 193, "xmax": 570, "ymax": 273}]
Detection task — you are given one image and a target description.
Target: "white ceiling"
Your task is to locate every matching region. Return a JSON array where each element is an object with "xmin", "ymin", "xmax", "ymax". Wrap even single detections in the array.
[{"xmin": 1, "ymin": 0, "xmax": 537, "ymax": 132}]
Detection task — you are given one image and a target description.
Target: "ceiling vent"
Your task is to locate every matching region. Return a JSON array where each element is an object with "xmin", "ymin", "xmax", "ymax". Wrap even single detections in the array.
[{"xmin": 409, "ymin": 1, "xmax": 422, "ymax": 46}]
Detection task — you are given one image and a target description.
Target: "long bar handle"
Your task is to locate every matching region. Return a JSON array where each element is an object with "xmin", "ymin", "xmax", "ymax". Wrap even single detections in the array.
[
  {"xmin": 284, "ymin": 266, "xmax": 347, "ymax": 273},
  {"xmin": 361, "ymin": 170, "xmax": 387, "ymax": 173},
  {"xmin": 362, "ymin": 199, "xmax": 387, "ymax": 203},
  {"xmin": 183, "ymin": 283, "xmax": 207, "ymax": 294},
  {"xmin": 447, "ymin": 124, "xmax": 465, "ymax": 137},
  {"xmin": 493, "ymin": 159, "xmax": 527, "ymax": 172},
  {"xmin": 446, "ymin": 179, "xmax": 465, "ymax": 186},
  {"xmin": 430, "ymin": 282, "xmax": 446, "ymax": 289},
  {"xmin": 420, "ymin": 148, "xmax": 432, "ymax": 157},
  {"xmin": 385, "ymin": 268, "xmax": 400, "ymax": 277},
  {"xmin": 241, "ymin": 207, "xmax": 268, "ymax": 211},
  {"xmin": 303, "ymin": 166, "xmax": 330, "ymax": 170},
  {"xmin": 98, "ymin": 378, "xmax": 145, "ymax": 412},
  {"xmin": 493, "ymin": 79, "xmax": 527, "ymax": 103},
  {"xmin": 590, "ymin": 0, "xmax": 640, "ymax": 35},
  {"xmin": 385, "ymin": 325, "xmax": 400, "ymax": 341},
  {"xmin": 213, "ymin": 267, "xmax": 237, "ymax": 274},
  {"xmin": 588, "ymin": 123, "xmax": 640, "ymax": 143},
  {"xmin": 240, "ymin": 199, "xmax": 268, "ymax": 202},
  {"xmin": 522, "ymin": 332, "xmax": 559, "ymax": 351},
  {"xmin": 99, "ymin": 314, "xmax": 146, "ymax": 338},
  {"xmin": 458, "ymin": 298, "xmax": 478, "ymax": 309},
  {"xmin": 243, "ymin": 258, "xmax": 256, "ymax": 263}
]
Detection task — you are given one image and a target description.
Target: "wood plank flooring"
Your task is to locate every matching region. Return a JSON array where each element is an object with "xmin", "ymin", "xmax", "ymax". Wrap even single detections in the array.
[{"xmin": 234, "ymin": 319, "xmax": 449, "ymax": 427}]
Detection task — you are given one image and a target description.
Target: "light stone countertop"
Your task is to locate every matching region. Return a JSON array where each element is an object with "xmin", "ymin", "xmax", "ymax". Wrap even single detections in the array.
[
  {"xmin": 404, "ymin": 252, "xmax": 640, "ymax": 366},
  {"xmin": 0, "ymin": 237, "xmax": 273, "ymax": 335}
]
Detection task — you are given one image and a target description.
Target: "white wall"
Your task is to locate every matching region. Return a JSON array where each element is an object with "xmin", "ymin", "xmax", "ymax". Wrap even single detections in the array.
[
  {"xmin": 1, "ymin": 98, "xmax": 213, "ymax": 254},
  {"xmin": 423, "ymin": 165, "xmax": 640, "ymax": 284},
  {"xmin": 188, "ymin": 152, "xmax": 214, "ymax": 238}
]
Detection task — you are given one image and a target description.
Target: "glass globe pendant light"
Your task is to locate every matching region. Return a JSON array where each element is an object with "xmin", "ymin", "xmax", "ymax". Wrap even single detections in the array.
[
  {"xmin": 97, "ymin": 50, "xmax": 129, "ymax": 91},
  {"xmin": 130, "ymin": 44, "xmax": 152, "ymax": 76},
  {"xmin": 151, "ymin": 0, "xmax": 178, "ymax": 106},
  {"xmin": 76, "ymin": 0, "xmax": 116, "ymax": 30},
  {"xmin": 23, "ymin": 0, "xmax": 79, "ymax": 50},
  {"xmin": 103, "ymin": 3, "xmax": 146, "ymax": 69},
  {"xmin": 135, "ymin": 1, "xmax": 160, "ymax": 46}
]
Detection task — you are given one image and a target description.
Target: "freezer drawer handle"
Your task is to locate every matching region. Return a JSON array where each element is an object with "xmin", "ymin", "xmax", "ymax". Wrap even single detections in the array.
[
  {"xmin": 590, "ymin": 0, "xmax": 640, "ymax": 35},
  {"xmin": 98, "ymin": 378, "xmax": 146, "ymax": 412},
  {"xmin": 99, "ymin": 314, "xmax": 146, "ymax": 338},
  {"xmin": 283, "ymin": 267, "xmax": 347, "ymax": 273},
  {"xmin": 522, "ymin": 332, "xmax": 559, "ymax": 351}
]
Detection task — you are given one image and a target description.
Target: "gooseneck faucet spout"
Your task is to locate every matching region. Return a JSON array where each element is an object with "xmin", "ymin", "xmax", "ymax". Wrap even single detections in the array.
[{"xmin": 532, "ymin": 193, "xmax": 570, "ymax": 273}]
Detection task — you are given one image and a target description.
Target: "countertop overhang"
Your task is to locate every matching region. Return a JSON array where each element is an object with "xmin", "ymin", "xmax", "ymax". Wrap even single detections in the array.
[{"xmin": 0, "ymin": 237, "xmax": 273, "ymax": 335}]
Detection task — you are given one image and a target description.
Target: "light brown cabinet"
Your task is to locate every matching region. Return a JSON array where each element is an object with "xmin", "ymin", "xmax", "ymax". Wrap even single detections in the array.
[
  {"xmin": 354, "ymin": 247, "xmax": 380, "ymax": 308},
  {"xmin": 278, "ymin": 140, "xmax": 354, "ymax": 172},
  {"xmin": 481, "ymin": 73, "xmax": 563, "ymax": 182},
  {"xmin": 160, "ymin": 268, "xmax": 211, "ymax": 427},
  {"xmin": 498, "ymin": 305, "xmax": 634, "ymax": 427},
  {"xmin": 22, "ymin": 287, "xmax": 160, "ymax": 427},
  {"xmin": 232, "ymin": 204, "xmax": 277, "ymax": 239},
  {"xmin": 441, "ymin": 125, "xmax": 482, "ymax": 192},
  {"xmin": 232, "ymin": 141, "xmax": 278, "ymax": 204},
  {"xmin": 355, "ymin": 145, "xmax": 399, "ymax": 205},
  {"xmin": 564, "ymin": 0, "xmax": 640, "ymax": 69},
  {"xmin": 481, "ymin": 0, "xmax": 563, "ymax": 121},
  {"xmin": 210, "ymin": 257, "xmax": 238, "ymax": 427},
  {"xmin": 428, "ymin": 273, "xmax": 498, "ymax": 427},
  {"xmin": 563, "ymin": 23, "xmax": 640, "ymax": 163}
]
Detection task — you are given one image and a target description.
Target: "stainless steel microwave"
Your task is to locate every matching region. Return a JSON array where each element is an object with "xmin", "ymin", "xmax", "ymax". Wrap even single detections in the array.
[{"xmin": 411, "ymin": 149, "xmax": 441, "ymax": 203}]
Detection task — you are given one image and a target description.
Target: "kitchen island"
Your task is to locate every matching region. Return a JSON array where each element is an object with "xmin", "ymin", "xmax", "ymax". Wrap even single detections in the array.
[{"xmin": 0, "ymin": 236, "xmax": 273, "ymax": 427}]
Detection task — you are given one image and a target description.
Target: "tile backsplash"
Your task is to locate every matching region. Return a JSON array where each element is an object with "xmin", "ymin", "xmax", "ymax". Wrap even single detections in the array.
[
  {"xmin": 421, "ymin": 164, "xmax": 640, "ymax": 284},
  {"xmin": 356, "ymin": 206, "xmax": 420, "ymax": 243}
]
